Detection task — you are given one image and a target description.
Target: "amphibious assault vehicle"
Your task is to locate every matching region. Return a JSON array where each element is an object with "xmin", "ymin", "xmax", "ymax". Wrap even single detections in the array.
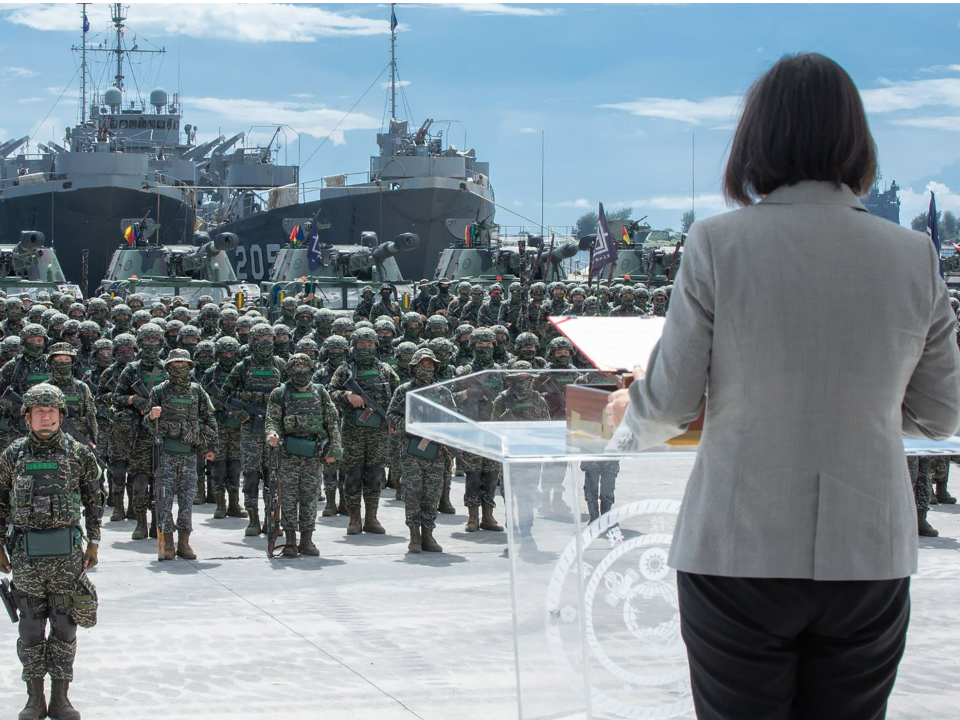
[{"xmin": 0, "ymin": 231, "xmax": 82, "ymax": 299}]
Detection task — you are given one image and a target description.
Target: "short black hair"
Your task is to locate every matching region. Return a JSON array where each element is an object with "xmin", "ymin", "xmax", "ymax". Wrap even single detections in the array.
[{"xmin": 723, "ymin": 53, "xmax": 878, "ymax": 207}]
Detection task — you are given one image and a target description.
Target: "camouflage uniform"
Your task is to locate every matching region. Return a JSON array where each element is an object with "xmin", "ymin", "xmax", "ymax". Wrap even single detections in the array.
[
  {"xmin": 328, "ymin": 328, "xmax": 400, "ymax": 534},
  {"xmin": 459, "ymin": 285, "xmax": 485, "ymax": 327},
  {"xmin": 387, "ymin": 348, "xmax": 452, "ymax": 552},
  {"xmin": 445, "ymin": 282, "xmax": 473, "ymax": 321},
  {"xmin": 146, "ymin": 350, "xmax": 217, "ymax": 558},
  {"xmin": 265, "ymin": 353, "xmax": 342, "ymax": 556},
  {"xmin": 315, "ymin": 336, "xmax": 348, "ymax": 516},
  {"xmin": 97, "ymin": 333, "xmax": 137, "ymax": 521},
  {"xmin": 201, "ymin": 337, "xmax": 247, "ymax": 519},
  {"xmin": 370, "ymin": 284, "xmax": 402, "ymax": 323},
  {"xmin": 45, "ymin": 343, "xmax": 98, "ymax": 444},
  {"xmin": 535, "ymin": 338, "xmax": 583, "ymax": 514},
  {"xmin": 426, "ymin": 280, "xmax": 454, "ymax": 316},
  {"xmin": 0, "ymin": 324, "xmax": 51, "ymax": 448},
  {"xmin": 0, "ymin": 384, "xmax": 101, "ymax": 719},
  {"xmin": 352, "ymin": 287, "xmax": 375, "ymax": 322},
  {"xmin": 477, "ymin": 283, "xmax": 503, "ymax": 327}
]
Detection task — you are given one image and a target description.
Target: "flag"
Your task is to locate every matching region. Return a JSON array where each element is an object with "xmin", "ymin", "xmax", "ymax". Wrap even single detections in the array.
[
  {"xmin": 307, "ymin": 223, "xmax": 324, "ymax": 271},
  {"xmin": 928, "ymin": 192, "xmax": 944, "ymax": 278},
  {"xmin": 621, "ymin": 225, "xmax": 631, "ymax": 246},
  {"xmin": 464, "ymin": 224, "xmax": 474, "ymax": 247},
  {"xmin": 123, "ymin": 225, "xmax": 138, "ymax": 246},
  {"xmin": 83, "ymin": 16, "xmax": 90, "ymax": 34},
  {"xmin": 288, "ymin": 224, "xmax": 303, "ymax": 246},
  {"xmin": 590, "ymin": 202, "xmax": 618, "ymax": 273},
  {"xmin": 391, "ymin": 6, "xmax": 398, "ymax": 31}
]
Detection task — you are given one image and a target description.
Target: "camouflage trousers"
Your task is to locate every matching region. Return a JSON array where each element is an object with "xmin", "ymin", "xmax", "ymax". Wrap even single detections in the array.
[
  {"xmin": 916, "ymin": 456, "xmax": 950, "ymax": 512},
  {"xmin": 9, "ymin": 541, "xmax": 97, "ymax": 682},
  {"xmin": 908, "ymin": 456, "xmax": 925, "ymax": 510},
  {"xmin": 129, "ymin": 429, "xmax": 156, "ymax": 513},
  {"xmin": 322, "ymin": 464, "xmax": 342, "ymax": 497},
  {"xmin": 158, "ymin": 451, "xmax": 197, "ymax": 534},
  {"xmin": 462, "ymin": 452, "xmax": 501, "ymax": 509},
  {"xmin": 212, "ymin": 426, "xmax": 242, "ymax": 493},
  {"xmin": 401, "ymin": 453, "xmax": 444, "ymax": 530},
  {"xmin": 341, "ymin": 424, "xmax": 389, "ymax": 508},
  {"xmin": 241, "ymin": 426, "xmax": 268, "ymax": 510},
  {"xmin": 279, "ymin": 452, "xmax": 322, "ymax": 532},
  {"xmin": 388, "ymin": 433, "xmax": 403, "ymax": 487},
  {"xmin": 582, "ymin": 460, "xmax": 620, "ymax": 506}
]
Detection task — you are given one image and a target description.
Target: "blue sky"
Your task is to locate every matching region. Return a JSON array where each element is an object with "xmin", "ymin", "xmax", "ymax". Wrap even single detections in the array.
[{"xmin": 1, "ymin": 2, "xmax": 959, "ymax": 234}]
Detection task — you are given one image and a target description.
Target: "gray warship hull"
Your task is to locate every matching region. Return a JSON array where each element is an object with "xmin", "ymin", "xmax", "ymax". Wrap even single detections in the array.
[
  {"xmin": 0, "ymin": 184, "xmax": 195, "ymax": 292},
  {"xmin": 218, "ymin": 177, "xmax": 495, "ymax": 282}
]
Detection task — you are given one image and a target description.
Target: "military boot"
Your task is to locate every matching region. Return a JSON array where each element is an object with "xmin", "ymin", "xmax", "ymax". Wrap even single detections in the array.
[
  {"xmin": 205, "ymin": 477, "xmax": 216, "ymax": 504},
  {"xmin": 149, "ymin": 510, "xmax": 157, "ymax": 539},
  {"xmin": 226, "ymin": 490, "xmax": 247, "ymax": 518},
  {"xmin": 395, "ymin": 483, "xmax": 403, "ymax": 501},
  {"xmin": 193, "ymin": 478, "xmax": 205, "ymax": 505},
  {"xmin": 299, "ymin": 530, "xmax": 319, "ymax": 556},
  {"xmin": 48, "ymin": 679, "xmax": 80, "ymax": 720},
  {"xmin": 110, "ymin": 491, "xmax": 126, "ymax": 522},
  {"xmin": 245, "ymin": 509, "xmax": 261, "ymax": 537},
  {"xmin": 480, "ymin": 505, "xmax": 504, "ymax": 532},
  {"xmin": 936, "ymin": 482, "xmax": 958, "ymax": 504},
  {"xmin": 407, "ymin": 524, "xmax": 422, "ymax": 552},
  {"xmin": 465, "ymin": 506, "xmax": 480, "ymax": 532},
  {"xmin": 282, "ymin": 529, "xmax": 299, "ymax": 558},
  {"xmin": 930, "ymin": 492, "xmax": 939, "ymax": 506},
  {"xmin": 438, "ymin": 485, "xmax": 456, "ymax": 514},
  {"xmin": 131, "ymin": 509, "xmax": 148, "ymax": 540},
  {"xmin": 918, "ymin": 508, "xmax": 939, "ymax": 538},
  {"xmin": 18, "ymin": 678, "xmax": 45, "ymax": 720},
  {"xmin": 600, "ymin": 499, "xmax": 613, "ymax": 516},
  {"xmin": 213, "ymin": 492, "xmax": 227, "ymax": 519},
  {"xmin": 321, "ymin": 492, "xmax": 338, "ymax": 517},
  {"xmin": 421, "ymin": 526, "xmax": 443, "ymax": 553},
  {"xmin": 176, "ymin": 531, "xmax": 197, "ymax": 560},
  {"xmin": 346, "ymin": 506, "xmax": 362, "ymax": 535},
  {"xmin": 363, "ymin": 501, "xmax": 385, "ymax": 534},
  {"xmin": 337, "ymin": 491, "xmax": 347, "ymax": 515},
  {"xmin": 587, "ymin": 500, "xmax": 600, "ymax": 523},
  {"xmin": 161, "ymin": 533, "xmax": 175, "ymax": 561},
  {"xmin": 125, "ymin": 487, "xmax": 136, "ymax": 519}
]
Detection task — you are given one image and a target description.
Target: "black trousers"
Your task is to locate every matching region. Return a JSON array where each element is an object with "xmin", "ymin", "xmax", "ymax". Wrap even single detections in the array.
[{"xmin": 676, "ymin": 571, "xmax": 910, "ymax": 720}]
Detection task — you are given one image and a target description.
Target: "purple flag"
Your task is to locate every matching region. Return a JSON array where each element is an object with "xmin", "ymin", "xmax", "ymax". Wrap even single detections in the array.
[
  {"xmin": 590, "ymin": 202, "xmax": 618, "ymax": 273},
  {"xmin": 928, "ymin": 192, "xmax": 944, "ymax": 278},
  {"xmin": 307, "ymin": 220, "xmax": 324, "ymax": 271}
]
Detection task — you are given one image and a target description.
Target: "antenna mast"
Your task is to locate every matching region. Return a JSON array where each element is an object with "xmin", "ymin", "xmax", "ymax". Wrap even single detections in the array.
[
  {"xmin": 390, "ymin": 3, "xmax": 397, "ymax": 120},
  {"xmin": 111, "ymin": 3, "xmax": 126, "ymax": 90}
]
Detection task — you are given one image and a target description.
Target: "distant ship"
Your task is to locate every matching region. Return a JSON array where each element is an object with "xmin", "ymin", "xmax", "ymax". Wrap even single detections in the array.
[
  {"xmin": 862, "ymin": 178, "xmax": 901, "ymax": 224},
  {"xmin": 201, "ymin": 4, "xmax": 495, "ymax": 282}
]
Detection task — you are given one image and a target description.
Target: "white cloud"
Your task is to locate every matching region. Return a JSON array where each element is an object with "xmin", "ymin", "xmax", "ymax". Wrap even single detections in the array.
[
  {"xmin": 889, "ymin": 116, "xmax": 960, "ymax": 131},
  {"xmin": 291, "ymin": 93, "xmax": 314, "ymax": 100},
  {"xmin": 4, "ymin": 4, "xmax": 393, "ymax": 42},
  {"xmin": 400, "ymin": 3, "xmax": 563, "ymax": 17},
  {"xmin": 186, "ymin": 97, "xmax": 381, "ymax": 145},
  {"xmin": 5, "ymin": 66, "xmax": 37, "ymax": 78},
  {"xmin": 557, "ymin": 198, "xmax": 592, "ymax": 209},
  {"xmin": 861, "ymin": 78, "xmax": 960, "ymax": 114},
  {"xmin": 599, "ymin": 95, "xmax": 741, "ymax": 126},
  {"xmin": 380, "ymin": 80, "xmax": 411, "ymax": 90},
  {"xmin": 920, "ymin": 64, "xmax": 960, "ymax": 74},
  {"xmin": 899, "ymin": 181, "xmax": 960, "ymax": 224},
  {"xmin": 610, "ymin": 194, "xmax": 728, "ymax": 212},
  {"xmin": 518, "ymin": 127, "xmax": 539, "ymax": 134},
  {"xmin": 17, "ymin": 97, "xmax": 44, "ymax": 104}
]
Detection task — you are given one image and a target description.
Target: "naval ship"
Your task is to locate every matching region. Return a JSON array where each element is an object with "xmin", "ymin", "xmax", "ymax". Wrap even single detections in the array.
[{"xmin": 202, "ymin": 4, "xmax": 495, "ymax": 282}]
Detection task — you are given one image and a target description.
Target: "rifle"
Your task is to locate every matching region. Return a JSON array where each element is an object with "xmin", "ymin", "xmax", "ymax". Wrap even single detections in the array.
[
  {"xmin": 344, "ymin": 366, "xmax": 393, "ymax": 431},
  {"xmin": 667, "ymin": 237, "xmax": 683, "ymax": 281},
  {"xmin": 265, "ymin": 443, "xmax": 286, "ymax": 558},
  {"xmin": 129, "ymin": 376, "xmax": 154, "ymax": 415},
  {"xmin": 153, "ymin": 418, "xmax": 165, "ymax": 562},
  {"xmin": 59, "ymin": 416, "xmax": 108, "ymax": 469},
  {"xmin": 225, "ymin": 394, "xmax": 267, "ymax": 433},
  {"xmin": 0, "ymin": 386, "xmax": 23, "ymax": 420},
  {"xmin": 0, "ymin": 578, "xmax": 18, "ymax": 623}
]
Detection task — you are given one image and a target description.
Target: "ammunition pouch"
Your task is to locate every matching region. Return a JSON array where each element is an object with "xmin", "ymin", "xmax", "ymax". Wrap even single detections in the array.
[
  {"xmin": 352, "ymin": 407, "xmax": 383, "ymax": 429},
  {"xmin": 163, "ymin": 438, "xmax": 195, "ymax": 455},
  {"xmin": 217, "ymin": 410, "xmax": 241, "ymax": 430},
  {"xmin": 284, "ymin": 436, "xmax": 318, "ymax": 458},
  {"xmin": 23, "ymin": 527, "xmax": 78, "ymax": 559},
  {"xmin": 406, "ymin": 436, "xmax": 440, "ymax": 461},
  {"xmin": 49, "ymin": 573, "xmax": 98, "ymax": 628}
]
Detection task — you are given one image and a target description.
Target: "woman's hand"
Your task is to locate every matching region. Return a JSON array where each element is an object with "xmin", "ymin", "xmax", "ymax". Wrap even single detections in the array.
[{"xmin": 605, "ymin": 367, "xmax": 644, "ymax": 430}]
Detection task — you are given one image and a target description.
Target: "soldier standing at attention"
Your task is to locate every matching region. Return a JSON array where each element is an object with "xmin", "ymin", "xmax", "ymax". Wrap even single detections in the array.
[
  {"xmin": 265, "ymin": 353, "xmax": 342, "ymax": 557},
  {"xmin": 328, "ymin": 327, "xmax": 400, "ymax": 535},
  {"xmin": 202, "ymin": 337, "xmax": 247, "ymax": 520},
  {"xmin": 45, "ymin": 343, "xmax": 98, "ymax": 444},
  {"xmin": 146, "ymin": 349, "xmax": 217, "ymax": 560},
  {"xmin": 387, "ymin": 348, "xmax": 451, "ymax": 553},
  {"xmin": 222, "ymin": 323, "xmax": 285, "ymax": 537},
  {"xmin": 99, "ymin": 333, "xmax": 137, "ymax": 522},
  {"xmin": 0, "ymin": 383, "xmax": 102, "ymax": 720},
  {"xmin": 315, "ymin": 335, "xmax": 348, "ymax": 516},
  {"xmin": 353, "ymin": 286, "xmax": 376, "ymax": 322},
  {"xmin": 426, "ymin": 278, "xmax": 454, "ymax": 316},
  {"xmin": 370, "ymin": 283, "xmax": 402, "ymax": 323}
]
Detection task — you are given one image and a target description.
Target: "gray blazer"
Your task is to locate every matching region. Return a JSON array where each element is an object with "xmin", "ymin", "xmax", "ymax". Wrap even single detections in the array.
[{"xmin": 624, "ymin": 181, "xmax": 960, "ymax": 581}]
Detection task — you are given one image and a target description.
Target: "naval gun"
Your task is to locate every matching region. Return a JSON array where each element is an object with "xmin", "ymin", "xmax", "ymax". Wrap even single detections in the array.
[
  {"xmin": 261, "ymin": 222, "xmax": 420, "ymax": 315},
  {"xmin": 0, "ymin": 230, "xmax": 82, "ymax": 298},
  {"xmin": 169, "ymin": 232, "xmax": 240, "ymax": 277}
]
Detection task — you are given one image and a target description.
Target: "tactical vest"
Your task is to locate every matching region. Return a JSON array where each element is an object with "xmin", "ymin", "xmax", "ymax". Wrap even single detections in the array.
[
  {"xmin": 9, "ymin": 436, "xmax": 82, "ymax": 530},
  {"xmin": 280, "ymin": 383, "xmax": 328, "ymax": 440},
  {"xmin": 241, "ymin": 359, "xmax": 281, "ymax": 402},
  {"xmin": 213, "ymin": 369, "xmax": 241, "ymax": 429},
  {"xmin": 62, "ymin": 382, "xmax": 81, "ymax": 418},
  {"xmin": 350, "ymin": 361, "xmax": 392, "ymax": 406},
  {"xmin": 14, "ymin": 357, "xmax": 50, "ymax": 392},
  {"xmin": 157, "ymin": 381, "xmax": 201, "ymax": 447}
]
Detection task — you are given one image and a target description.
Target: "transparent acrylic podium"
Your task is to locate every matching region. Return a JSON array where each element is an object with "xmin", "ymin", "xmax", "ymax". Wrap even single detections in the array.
[
  {"xmin": 408, "ymin": 370, "xmax": 700, "ymax": 720},
  {"xmin": 408, "ymin": 369, "xmax": 960, "ymax": 720}
]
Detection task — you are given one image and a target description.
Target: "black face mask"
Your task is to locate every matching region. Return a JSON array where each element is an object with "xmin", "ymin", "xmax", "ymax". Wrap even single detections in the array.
[{"xmin": 438, "ymin": 286, "xmax": 449, "ymax": 295}]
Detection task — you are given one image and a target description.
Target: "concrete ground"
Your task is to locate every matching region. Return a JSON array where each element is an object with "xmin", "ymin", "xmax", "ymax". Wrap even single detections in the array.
[{"xmin": 1, "ymin": 460, "xmax": 958, "ymax": 720}]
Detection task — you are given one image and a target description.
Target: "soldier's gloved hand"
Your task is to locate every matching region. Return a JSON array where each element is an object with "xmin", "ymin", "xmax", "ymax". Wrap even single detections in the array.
[
  {"xmin": 83, "ymin": 544, "xmax": 98, "ymax": 570},
  {"xmin": 0, "ymin": 545, "xmax": 10, "ymax": 574},
  {"xmin": 266, "ymin": 433, "xmax": 279, "ymax": 448}
]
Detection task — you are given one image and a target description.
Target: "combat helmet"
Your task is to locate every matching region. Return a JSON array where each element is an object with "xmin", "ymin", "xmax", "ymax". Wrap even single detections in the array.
[
  {"xmin": 22, "ymin": 383, "xmax": 66, "ymax": 411},
  {"xmin": 351, "ymin": 327, "xmax": 377, "ymax": 346}
]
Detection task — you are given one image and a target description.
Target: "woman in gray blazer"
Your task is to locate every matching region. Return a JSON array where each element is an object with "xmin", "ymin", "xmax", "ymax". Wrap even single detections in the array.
[{"xmin": 608, "ymin": 54, "xmax": 960, "ymax": 720}]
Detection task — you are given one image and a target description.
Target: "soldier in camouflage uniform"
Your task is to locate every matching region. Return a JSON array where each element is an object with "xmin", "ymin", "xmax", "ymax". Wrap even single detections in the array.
[
  {"xmin": 445, "ymin": 281, "xmax": 472, "ymax": 321},
  {"xmin": 0, "ymin": 383, "xmax": 102, "ymax": 720},
  {"xmin": 98, "ymin": 333, "xmax": 137, "ymax": 521},
  {"xmin": 499, "ymin": 281, "xmax": 523, "ymax": 338},
  {"xmin": 455, "ymin": 327, "xmax": 504, "ymax": 533},
  {"xmin": 425, "ymin": 314, "xmax": 449, "ymax": 342},
  {"xmin": 427, "ymin": 338, "xmax": 458, "ymax": 515},
  {"xmin": 197, "ymin": 304, "xmax": 220, "ymax": 341},
  {"xmin": 353, "ymin": 286, "xmax": 376, "ymax": 322},
  {"xmin": 387, "ymin": 348, "xmax": 450, "ymax": 553},
  {"xmin": 478, "ymin": 283, "xmax": 503, "ymax": 327},
  {"xmin": 273, "ymin": 323, "xmax": 293, "ymax": 360},
  {"xmin": 201, "ymin": 337, "xmax": 247, "ymax": 520},
  {"xmin": 279, "ymin": 296, "xmax": 299, "ymax": 327},
  {"xmin": 315, "ymin": 335, "xmax": 348, "ymax": 516},
  {"xmin": 113, "ymin": 323, "xmax": 167, "ymax": 540},
  {"xmin": 314, "ymin": 307, "xmax": 336, "ymax": 345},
  {"xmin": 370, "ymin": 283, "xmax": 402, "ymax": 323},
  {"xmin": 222, "ymin": 324, "xmax": 286, "ymax": 536},
  {"xmin": 331, "ymin": 316, "xmax": 355, "ymax": 344},
  {"xmin": 394, "ymin": 311, "xmax": 423, "ymax": 348},
  {"xmin": 1, "ymin": 297, "xmax": 26, "ymax": 338},
  {"xmin": 193, "ymin": 340, "xmax": 216, "ymax": 378},
  {"xmin": 915, "ymin": 456, "xmax": 947, "ymax": 537},
  {"xmin": 0, "ymin": 324, "xmax": 51, "ymax": 449},
  {"xmin": 146, "ymin": 349, "xmax": 218, "ymax": 560},
  {"xmin": 45, "ymin": 343, "xmax": 98, "ymax": 448},
  {"xmin": 265, "ymin": 353, "xmax": 342, "ymax": 557},
  {"xmin": 328, "ymin": 327, "xmax": 400, "ymax": 535},
  {"xmin": 608, "ymin": 286, "xmax": 645, "ymax": 317},
  {"xmin": 217, "ymin": 306, "xmax": 239, "ymax": 340},
  {"xmin": 453, "ymin": 324, "xmax": 474, "ymax": 368},
  {"xmin": 107, "ymin": 305, "xmax": 132, "ymax": 340},
  {"xmin": 426, "ymin": 278, "xmax": 454, "ymax": 316},
  {"xmin": 459, "ymin": 285, "xmax": 485, "ymax": 326},
  {"xmin": 509, "ymin": 332, "xmax": 547, "ymax": 368},
  {"xmin": 651, "ymin": 287, "xmax": 669, "ymax": 316},
  {"xmin": 292, "ymin": 305, "xmax": 316, "ymax": 344},
  {"xmin": 1, "ymin": 334, "xmax": 22, "ymax": 366}
]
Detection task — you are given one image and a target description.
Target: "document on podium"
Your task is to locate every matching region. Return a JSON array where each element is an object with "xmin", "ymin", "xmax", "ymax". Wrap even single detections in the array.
[{"xmin": 547, "ymin": 316, "xmax": 666, "ymax": 373}]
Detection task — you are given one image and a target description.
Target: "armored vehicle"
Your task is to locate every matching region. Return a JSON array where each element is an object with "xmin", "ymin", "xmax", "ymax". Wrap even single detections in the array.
[
  {"xmin": 433, "ymin": 233, "xmax": 595, "ymax": 287},
  {"xmin": 260, "ymin": 220, "xmax": 419, "ymax": 316},
  {"xmin": 0, "ymin": 230, "xmax": 83, "ymax": 299},
  {"xmin": 607, "ymin": 240, "xmax": 683, "ymax": 287},
  {"xmin": 100, "ymin": 226, "xmax": 259, "ymax": 308}
]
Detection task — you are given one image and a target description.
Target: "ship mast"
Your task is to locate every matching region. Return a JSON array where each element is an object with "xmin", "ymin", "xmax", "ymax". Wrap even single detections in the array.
[
  {"xmin": 72, "ymin": 3, "xmax": 91, "ymax": 123},
  {"xmin": 390, "ymin": 3, "xmax": 397, "ymax": 121},
  {"xmin": 111, "ymin": 3, "xmax": 126, "ymax": 91}
]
